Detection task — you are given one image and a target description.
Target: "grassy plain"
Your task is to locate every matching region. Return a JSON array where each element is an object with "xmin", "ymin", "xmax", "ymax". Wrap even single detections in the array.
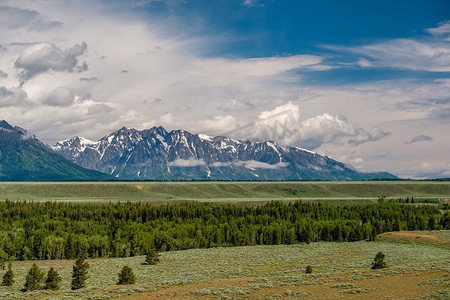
[
  {"xmin": 0, "ymin": 181, "xmax": 449, "ymax": 204},
  {"xmin": 0, "ymin": 181, "xmax": 448, "ymax": 299},
  {"xmin": 0, "ymin": 231, "xmax": 449, "ymax": 299}
]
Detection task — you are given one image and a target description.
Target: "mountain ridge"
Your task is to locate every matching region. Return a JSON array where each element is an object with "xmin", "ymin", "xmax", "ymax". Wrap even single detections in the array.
[{"xmin": 52, "ymin": 125, "xmax": 397, "ymax": 181}]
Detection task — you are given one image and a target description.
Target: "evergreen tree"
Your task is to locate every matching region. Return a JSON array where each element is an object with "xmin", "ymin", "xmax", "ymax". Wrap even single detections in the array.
[
  {"xmin": 71, "ymin": 258, "xmax": 89, "ymax": 290},
  {"xmin": 44, "ymin": 267, "xmax": 62, "ymax": 290},
  {"xmin": 0, "ymin": 250, "xmax": 8, "ymax": 270},
  {"xmin": 117, "ymin": 266, "xmax": 136, "ymax": 285},
  {"xmin": 428, "ymin": 216, "xmax": 436, "ymax": 230},
  {"xmin": 305, "ymin": 265, "xmax": 313, "ymax": 274},
  {"xmin": 371, "ymin": 252, "xmax": 387, "ymax": 269},
  {"xmin": 2, "ymin": 263, "xmax": 14, "ymax": 286},
  {"xmin": 144, "ymin": 249, "xmax": 160, "ymax": 265},
  {"xmin": 65, "ymin": 234, "xmax": 75, "ymax": 259},
  {"xmin": 23, "ymin": 263, "xmax": 44, "ymax": 291}
]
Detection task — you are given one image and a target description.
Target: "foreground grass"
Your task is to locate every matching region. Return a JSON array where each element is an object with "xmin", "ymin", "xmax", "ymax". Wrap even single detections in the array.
[
  {"xmin": 1, "ymin": 231, "xmax": 449, "ymax": 299},
  {"xmin": 0, "ymin": 181, "xmax": 449, "ymax": 205}
]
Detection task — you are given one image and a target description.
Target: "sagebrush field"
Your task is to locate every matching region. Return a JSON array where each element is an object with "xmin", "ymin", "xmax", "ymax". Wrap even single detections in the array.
[{"xmin": 0, "ymin": 231, "xmax": 449, "ymax": 299}]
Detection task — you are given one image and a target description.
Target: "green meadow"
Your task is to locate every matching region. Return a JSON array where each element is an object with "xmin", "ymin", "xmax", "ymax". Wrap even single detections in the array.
[{"xmin": 0, "ymin": 181, "xmax": 449, "ymax": 204}]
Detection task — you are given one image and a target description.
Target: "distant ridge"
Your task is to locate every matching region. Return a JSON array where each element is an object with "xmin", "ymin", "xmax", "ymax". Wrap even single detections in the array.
[
  {"xmin": 52, "ymin": 126, "xmax": 398, "ymax": 181},
  {"xmin": 0, "ymin": 120, "xmax": 111, "ymax": 181}
]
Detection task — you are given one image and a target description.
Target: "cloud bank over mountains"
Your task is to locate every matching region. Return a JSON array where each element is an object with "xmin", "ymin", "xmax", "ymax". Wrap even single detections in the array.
[{"xmin": 0, "ymin": 0, "xmax": 448, "ymax": 178}]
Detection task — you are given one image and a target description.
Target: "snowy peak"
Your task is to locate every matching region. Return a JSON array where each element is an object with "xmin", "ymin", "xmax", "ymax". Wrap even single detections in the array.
[{"xmin": 52, "ymin": 136, "xmax": 98, "ymax": 152}]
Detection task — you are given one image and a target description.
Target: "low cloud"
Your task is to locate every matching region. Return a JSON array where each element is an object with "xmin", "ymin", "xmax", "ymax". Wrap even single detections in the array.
[
  {"xmin": 404, "ymin": 135, "xmax": 433, "ymax": 144},
  {"xmin": 299, "ymin": 113, "xmax": 390, "ymax": 149},
  {"xmin": 218, "ymin": 99, "xmax": 255, "ymax": 112},
  {"xmin": 211, "ymin": 160, "xmax": 289, "ymax": 169},
  {"xmin": 167, "ymin": 158, "xmax": 289, "ymax": 169},
  {"xmin": 15, "ymin": 42, "xmax": 88, "ymax": 81},
  {"xmin": 0, "ymin": 6, "xmax": 62, "ymax": 31},
  {"xmin": 0, "ymin": 69, "xmax": 7, "ymax": 78},
  {"xmin": 167, "ymin": 158, "xmax": 206, "ymax": 167},
  {"xmin": 42, "ymin": 87, "xmax": 75, "ymax": 107},
  {"xmin": 401, "ymin": 162, "xmax": 450, "ymax": 179}
]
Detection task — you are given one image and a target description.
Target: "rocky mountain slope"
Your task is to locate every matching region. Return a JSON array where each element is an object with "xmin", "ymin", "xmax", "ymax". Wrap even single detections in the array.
[{"xmin": 52, "ymin": 126, "xmax": 397, "ymax": 181}]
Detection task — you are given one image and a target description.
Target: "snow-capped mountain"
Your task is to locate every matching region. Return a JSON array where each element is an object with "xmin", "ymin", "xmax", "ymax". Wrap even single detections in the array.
[{"xmin": 52, "ymin": 126, "xmax": 396, "ymax": 181}]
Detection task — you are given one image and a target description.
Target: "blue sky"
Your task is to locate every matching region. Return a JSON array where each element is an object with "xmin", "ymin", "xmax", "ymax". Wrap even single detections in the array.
[
  {"xmin": 0, "ymin": 0, "xmax": 449, "ymax": 178},
  {"xmin": 127, "ymin": 0, "xmax": 450, "ymax": 85},
  {"xmin": 132, "ymin": 0, "xmax": 450, "ymax": 55}
]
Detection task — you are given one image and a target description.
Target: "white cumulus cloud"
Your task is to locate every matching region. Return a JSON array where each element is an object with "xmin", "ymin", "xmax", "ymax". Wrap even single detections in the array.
[
  {"xmin": 15, "ymin": 42, "xmax": 88, "ymax": 81},
  {"xmin": 299, "ymin": 113, "xmax": 390, "ymax": 149}
]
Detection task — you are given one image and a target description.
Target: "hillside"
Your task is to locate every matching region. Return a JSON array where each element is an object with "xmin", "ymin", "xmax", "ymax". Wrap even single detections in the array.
[
  {"xmin": 0, "ymin": 120, "xmax": 111, "ymax": 181},
  {"xmin": 0, "ymin": 181, "xmax": 448, "ymax": 203}
]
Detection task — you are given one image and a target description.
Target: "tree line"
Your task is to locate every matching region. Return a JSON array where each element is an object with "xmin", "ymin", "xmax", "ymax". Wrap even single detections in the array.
[{"xmin": 0, "ymin": 200, "xmax": 447, "ymax": 262}]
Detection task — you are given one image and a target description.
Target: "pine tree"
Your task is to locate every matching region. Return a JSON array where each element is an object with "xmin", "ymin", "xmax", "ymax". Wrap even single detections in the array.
[
  {"xmin": 305, "ymin": 265, "xmax": 313, "ymax": 274},
  {"xmin": 0, "ymin": 250, "xmax": 8, "ymax": 270},
  {"xmin": 428, "ymin": 216, "xmax": 436, "ymax": 230},
  {"xmin": 2, "ymin": 263, "xmax": 14, "ymax": 286},
  {"xmin": 23, "ymin": 263, "xmax": 44, "ymax": 291},
  {"xmin": 144, "ymin": 249, "xmax": 160, "ymax": 265},
  {"xmin": 45, "ymin": 267, "xmax": 62, "ymax": 290},
  {"xmin": 117, "ymin": 266, "xmax": 136, "ymax": 285},
  {"xmin": 71, "ymin": 258, "xmax": 89, "ymax": 290},
  {"xmin": 65, "ymin": 234, "xmax": 75, "ymax": 259},
  {"xmin": 371, "ymin": 252, "xmax": 387, "ymax": 269}
]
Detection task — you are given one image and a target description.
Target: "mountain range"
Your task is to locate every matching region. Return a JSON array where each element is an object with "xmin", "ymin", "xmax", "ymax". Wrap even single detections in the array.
[
  {"xmin": 0, "ymin": 120, "xmax": 111, "ymax": 181},
  {"xmin": 51, "ymin": 126, "xmax": 397, "ymax": 181}
]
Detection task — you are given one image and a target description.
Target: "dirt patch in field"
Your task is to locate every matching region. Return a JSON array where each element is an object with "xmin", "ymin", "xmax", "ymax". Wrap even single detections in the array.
[
  {"xmin": 117, "ymin": 271, "xmax": 448, "ymax": 299},
  {"xmin": 298, "ymin": 271, "xmax": 447, "ymax": 300},
  {"xmin": 377, "ymin": 231, "xmax": 450, "ymax": 250},
  {"xmin": 379, "ymin": 231, "xmax": 440, "ymax": 243}
]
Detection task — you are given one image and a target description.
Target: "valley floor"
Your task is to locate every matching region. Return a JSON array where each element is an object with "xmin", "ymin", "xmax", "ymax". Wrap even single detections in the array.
[{"xmin": 0, "ymin": 231, "xmax": 449, "ymax": 299}]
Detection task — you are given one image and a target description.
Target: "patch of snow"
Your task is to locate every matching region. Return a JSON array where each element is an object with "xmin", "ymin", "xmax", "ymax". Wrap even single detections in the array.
[
  {"xmin": 295, "ymin": 146, "xmax": 316, "ymax": 154},
  {"xmin": 266, "ymin": 141, "xmax": 282, "ymax": 161},
  {"xmin": 198, "ymin": 133, "xmax": 213, "ymax": 141},
  {"xmin": 156, "ymin": 134, "xmax": 168, "ymax": 148}
]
